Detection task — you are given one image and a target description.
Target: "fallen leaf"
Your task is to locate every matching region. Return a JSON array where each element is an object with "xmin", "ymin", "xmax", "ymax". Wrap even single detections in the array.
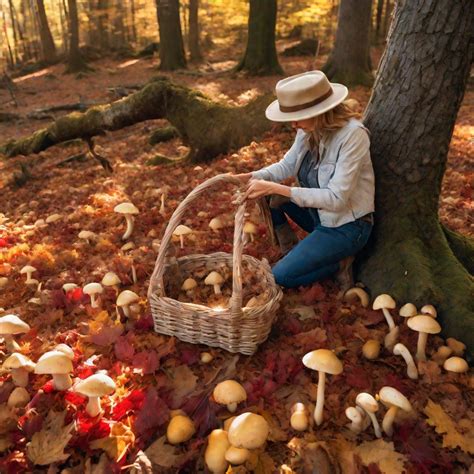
[
  {"xmin": 169, "ymin": 365, "xmax": 198, "ymax": 406},
  {"xmin": 289, "ymin": 305, "xmax": 316, "ymax": 320},
  {"xmin": 144, "ymin": 435, "xmax": 186, "ymax": 468},
  {"xmin": 355, "ymin": 439, "xmax": 408, "ymax": 474},
  {"xmin": 424, "ymin": 399, "xmax": 474, "ymax": 454},
  {"xmin": 26, "ymin": 410, "xmax": 74, "ymax": 465},
  {"xmin": 90, "ymin": 421, "xmax": 135, "ymax": 462}
]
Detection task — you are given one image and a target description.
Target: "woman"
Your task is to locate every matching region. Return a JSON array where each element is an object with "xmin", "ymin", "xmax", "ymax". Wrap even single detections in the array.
[{"xmin": 236, "ymin": 70, "xmax": 375, "ymax": 290}]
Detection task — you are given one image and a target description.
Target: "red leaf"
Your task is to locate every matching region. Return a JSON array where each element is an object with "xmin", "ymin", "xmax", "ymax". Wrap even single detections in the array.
[
  {"xmin": 134, "ymin": 388, "xmax": 170, "ymax": 440},
  {"xmin": 134, "ymin": 312, "xmax": 154, "ymax": 331},
  {"xmin": 345, "ymin": 365, "xmax": 372, "ymax": 390},
  {"xmin": 112, "ymin": 389, "xmax": 145, "ymax": 421},
  {"xmin": 64, "ymin": 391, "xmax": 87, "ymax": 406},
  {"xmin": 90, "ymin": 324, "xmax": 123, "ymax": 346},
  {"xmin": 114, "ymin": 335, "xmax": 135, "ymax": 362},
  {"xmin": 132, "ymin": 350, "xmax": 159, "ymax": 374},
  {"xmin": 180, "ymin": 346, "xmax": 200, "ymax": 365},
  {"xmin": 18, "ymin": 411, "xmax": 43, "ymax": 439},
  {"xmin": 301, "ymin": 283, "xmax": 326, "ymax": 305}
]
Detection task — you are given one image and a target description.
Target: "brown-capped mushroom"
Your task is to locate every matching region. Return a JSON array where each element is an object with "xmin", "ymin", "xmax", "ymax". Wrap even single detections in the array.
[
  {"xmin": 167, "ymin": 414, "xmax": 195, "ymax": 444},
  {"xmin": 443, "ymin": 356, "xmax": 469, "ymax": 373},
  {"xmin": 213, "ymin": 380, "xmax": 247, "ymax": 413},
  {"xmin": 362, "ymin": 340, "xmax": 381, "ymax": 360},
  {"xmin": 205, "ymin": 429, "xmax": 230, "ymax": 474}
]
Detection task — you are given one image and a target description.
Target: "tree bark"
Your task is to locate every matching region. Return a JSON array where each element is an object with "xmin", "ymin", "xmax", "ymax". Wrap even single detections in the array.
[
  {"xmin": 375, "ymin": 0, "xmax": 384, "ymax": 41},
  {"xmin": 322, "ymin": 0, "xmax": 373, "ymax": 86},
  {"xmin": 360, "ymin": 0, "xmax": 474, "ymax": 354},
  {"xmin": 35, "ymin": 0, "xmax": 57, "ymax": 62},
  {"xmin": 188, "ymin": 0, "xmax": 202, "ymax": 62},
  {"xmin": 0, "ymin": 77, "xmax": 273, "ymax": 164},
  {"xmin": 66, "ymin": 0, "xmax": 90, "ymax": 73},
  {"xmin": 235, "ymin": 0, "xmax": 283, "ymax": 76},
  {"xmin": 156, "ymin": 0, "xmax": 186, "ymax": 70}
]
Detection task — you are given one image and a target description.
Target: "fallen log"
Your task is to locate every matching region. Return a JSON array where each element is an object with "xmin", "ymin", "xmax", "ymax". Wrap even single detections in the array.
[{"xmin": 1, "ymin": 76, "xmax": 274, "ymax": 163}]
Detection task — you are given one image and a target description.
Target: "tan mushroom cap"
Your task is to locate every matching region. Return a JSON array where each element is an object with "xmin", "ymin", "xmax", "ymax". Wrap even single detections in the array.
[
  {"xmin": 3, "ymin": 353, "xmax": 35, "ymax": 371},
  {"xmin": 205, "ymin": 271, "xmax": 224, "ymax": 286},
  {"xmin": 74, "ymin": 373, "xmax": 116, "ymax": 397},
  {"xmin": 116, "ymin": 290, "xmax": 139, "ymax": 306},
  {"xmin": 399, "ymin": 303, "xmax": 417, "ymax": 318},
  {"xmin": 182, "ymin": 278, "xmax": 197, "ymax": 291},
  {"xmin": 114, "ymin": 202, "xmax": 139, "ymax": 214},
  {"xmin": 228, "ymin": 412, "xmax": 269, "ymax": 449},
  {"xmin": 420, "ymin": 304, "xmax": 437, "ymax": 318},
  {"xmin": 443, "ymin": 356, "xmax": 469, "ymax": 373},
  {"xmin": 446, "ymin": 338, "xmax": 466, "ymax": 356},
  {"xmin": 378, "ymin": 386, "xmax": 412, "ymax": 412},
  {"xmin": 213, "ymin": 380, "xmax": 247, "ymax": 406},
  {"xmin": 209, "ymin": 217, "xmax": 224, "ymax": 231},
  {"xmin": 356, "ymin": 392, "xmax": 379, "ymax": 413},
  {"xmin": 102, "ymin": 272, "xmax": 121, "ymax": 287},
  {"xmin": 20, "ymin": 265, "xmax": 36, "ymax": 275},
  {"xmin": 243, "ymin": 222, "xmax": 257, "ymax": 233},
  {"xmin": 407, "ymin": 315, "xmax": 441, "ymax": 334},
  {"xmin": 78, "ymin": 230, "xmax": 96, "ymax": 240},
  {"xmin": 373, "ymin": 294, "xmax": 396, "ymax": 310},
  {"xmin": 0, "ymin": 314, "xmax": 30, "ymax": 334},
  {"xmin": 35, "ymin": 351, "xmax": 73, "ymax": 375},
  {"xmin": 173, "ymin": 224, "xmax": 193, "ymax": 236},
  {"xmin": 302, "ymin": 349, "xmax": 343, "ymax": 375},
  {"xmin": 83, "ymin": 282, "xmax": 103, "ymax": 295}
]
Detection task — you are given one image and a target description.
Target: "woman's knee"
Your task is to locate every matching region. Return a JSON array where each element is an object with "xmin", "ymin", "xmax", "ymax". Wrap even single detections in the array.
[{"xmin": 272, "ymin": 261, "xmax": 294, "ymax": 288}]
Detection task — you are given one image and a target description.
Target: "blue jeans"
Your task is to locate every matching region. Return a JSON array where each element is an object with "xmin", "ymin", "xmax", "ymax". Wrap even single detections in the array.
[{"xmin": 270, "ymin": 201, "xmax": 373, "ymax": 288}]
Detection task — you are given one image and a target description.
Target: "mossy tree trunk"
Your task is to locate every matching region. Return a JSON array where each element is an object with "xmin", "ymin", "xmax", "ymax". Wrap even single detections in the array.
[
  {"xmin": 156, "ymin": 0, "xmax": 186, "ymax": 70},
  {"xmin": 322, "ymin": 0, "xmax": 373, "ymax": 86},
  {"xmin": 0, "ymin": 77, "xmax": 273, "ymax": 164},
  {"xmin": 65, "ymin": 0, "xmax": 90, "ymax": 73},
  {"xmin": 235, "ymin": 0, "xmax": 283, "ymax": 76},
  {"xmin": 360, "ymin": 0, "xmax": 474, "ymax": 353},
  {"xmin": 35, "ymin": 0, "xmax": 57, "ymax": 62}
]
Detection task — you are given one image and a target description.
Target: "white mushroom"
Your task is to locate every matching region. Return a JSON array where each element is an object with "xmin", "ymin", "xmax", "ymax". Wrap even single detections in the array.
[
  {"xmin": 302, "ymin": 349, "xmax": 343, "ymax": 425},
  {"xmin": 34, "ymin": 350, "xmax": 74, "ymax": 390},
  {"xmin": 420, "ymin": 304, "xmax": 437, "ymax": 318},
  {"xmin": 393, "ymin": 343, "xmax": 418, "ymax": 379},
  {"xmin": 173, "ymin": 224, "xmax": 193, "ymax": 249},
  {"xmin": 378, "ymin": 386, "xmax": 412, "ymax": 437},
  {"xmin": 116, "ymin": 290, "xmax": 139, "ymax": 318},
  {"xmin": 20, "ymin": 265, "xmax": 37, "ymax": 285},
  {"xmin": 345, "ymin": 406, "xmax": 368, "ymax": 433},
  {"xmin": 356, "ymin": 392, "xmax": 381, "ymax": 438},
  {"xmin": 343, "ymin": 287, "xmax": 370, "ymax": 308},
  {"xmin": 372, "ymin": 294, "xmax": 396, "ymax": 330},
  {"xmin": 83, "ymin": 282, "xmax": 103, "ymax": 308},
  {"xmin": 213, "ymin": 380, "xmax": 247, "ymax": 413},
  {"xmin": 54, "ymin": 344, "xmax": 75, "ymax": 360},
  {"xmin": 74, "ymin": 373, "xmax": 116, "ymax": 417},
  {"xmin": 407, "ymin": 315, "xmax": 441, "ymax": 361},
  {"xmin": 8, "ymin": 387, "xmax": 30, "ymax": 408},
  {"xmin": 114, "ymin": 202, "xmax": 139, "ymax": 240},
  {"xmin": 62, "ymin": 283, "xmax": 78, "ymax": 293},
  {"xmin": 3, "ymin": 353, "xmax": 36, "ymax": 387},
  {"xmin": 101, "ymin": 272, "xmax": 121, "ymax": 294},
  {"xmin": 205, "ymin": 271, "xmax": 225, "ymax": 295},
  {"xmin": 182, "ymin": 278, "xmax": 197, "ymax": 298},
  {"xmin": 384, "ymin": 326, "xmax": 400, "ymax": 352},
  {"xmin": 159, "ymin": 185, "xmax": 170, "ymax": 216},
  {"xmin": 399, "ymin": 303, "xmax": 417, "ymax": 323},
  {"xmin": 78, "ymin": 230, "xmax": 97, "ymax": 244},
  {"xmin": 209, "ymin": 217, "xmax": 224, "ymax": 232},
  {"xmin": 0, "ymin": 314, "xmax": 30, "ymax": 352}
]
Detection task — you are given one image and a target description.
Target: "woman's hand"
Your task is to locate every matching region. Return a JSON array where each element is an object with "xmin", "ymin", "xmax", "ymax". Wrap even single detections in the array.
[
  {"xmin": 233, "ymin": 172, "xmax": 253, "ymax": 183},
  {"xmin": 243, "ymin": 179, "xmax": 291, "ymax": 200}
]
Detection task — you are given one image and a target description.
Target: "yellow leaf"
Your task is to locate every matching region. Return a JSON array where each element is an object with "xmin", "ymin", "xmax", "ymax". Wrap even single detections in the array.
[
  {"xmin": 355, "ymin": 439, "xmax": 408, "ymax": 474},
  {"xmin": 90, "ymin": 421, "xmax": 135, "ymax": 462},
  {"xmin": 26, "ymin": 410, "xmax": 74, "ymax": 465},
  {"xmin": 424, "ymin": 399, "xmax": 474, "ymax": 454},
  {"xmin": 0, "ymin": 436, "xmax": 12, "ymax": 453}
]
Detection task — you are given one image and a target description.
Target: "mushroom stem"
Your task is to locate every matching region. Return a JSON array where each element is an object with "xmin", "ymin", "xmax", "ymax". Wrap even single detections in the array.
[
  {"xmin": 365, "ymin": 410, "xmax": 382, "ymax": 438},
  {"xmin": 314, "ymin": 371, "xmax": 326, "ymax": 425},
  {"xmin": 52, "ymin": 373, "xmax": 72, "ymax": 391},
  {"xmin": 123, "ymin": 215, "xmax": 135, "ymax": 240},
  {"xmin": 3, "ymin": 335, "xmax": 20, "ymax": 352},
  {"xmin": 89, "ymin": 294, "xmax": 98, "ymax": 308},
  {"xmin": 213, "ymin": 284, "xmax": 222, "ymax": 295},
  {"xmin": 86, "ymin": 396, "xmax": 102, "ymax": 417},
  {"xmin": 382, "ymin": 308, "xmax": 395, "ymax": 330},
  {"xmin": 382, "ymin": 405, "xmax": 398, "ymax": 437},
  {"xmin": 11, "ymin": 368, "xmax": 29, "ymax": 387},
  {"xmin": 179, "ymin": 235, "xmax": 184, "ymax": 249},
  {"xmin": 121, "ymin": 305, "xmax": 131, "ymax": 318},
  {"xmin": 416, "ymin": 332, "xmax": 428, "ymax": 361},
  {"xmin": 393, "ymin": 343, "xmax": 418, "ymax": 379},
  {"xmin": 227, "ymin": 402, "xmax": 237, "ymax": 413},
  {"xmin": 160, "ymin": 194, "xmax": 166, "ymax": 215},
  {"xmin": 249, "ymin": 234, "xmax": 254, "ymax": 243},
  {"xmin": 131, "ymin": 264, "xmax": 137, "ymax": 284}
]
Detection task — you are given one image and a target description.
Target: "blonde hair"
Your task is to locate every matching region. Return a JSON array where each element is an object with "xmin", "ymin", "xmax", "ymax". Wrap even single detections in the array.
[{"xmin": 309, "ymin": 101, "xmax": 359, "ymax": 149}]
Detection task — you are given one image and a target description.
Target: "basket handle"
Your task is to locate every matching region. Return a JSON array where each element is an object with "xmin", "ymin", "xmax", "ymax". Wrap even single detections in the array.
[{"xmin": 147, "ymin": 173, "xmax": 247, "ymax": 316}]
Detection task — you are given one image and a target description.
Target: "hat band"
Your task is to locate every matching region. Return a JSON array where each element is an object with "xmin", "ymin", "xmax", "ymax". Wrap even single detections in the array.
[{"xmin": 279, "ymin": 88, "xmax": 333, "ymax": 113}]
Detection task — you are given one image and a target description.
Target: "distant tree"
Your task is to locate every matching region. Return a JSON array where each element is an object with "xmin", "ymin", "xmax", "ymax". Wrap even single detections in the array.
[
  {"xmin": 188, "ymin": 0, "xmax": 202, "ymax": 62},
  {"xmin": 35, "ymin": 0, "xmax": 57, "ymax": 62},
  {"xmin": 156, "ymin": 0, "xmax": 186, "ymax": 70},
  {"xmin": 322, "ymin": 0, "xmax": 373, "ymax": 85},
  {"xmin": 361, "ymin": 0, "xmax": 474, "ymax": 352},
  {"xmin": 236, "ymin": 0, "xmax": 283, "ymax": 76},
  {"xmin": 66, "ymin": 0, "xmax": 90, "ymax": 73},
  {"xmin": 375, "ymin": 0, "xmax": 384, "ymax": 41}
]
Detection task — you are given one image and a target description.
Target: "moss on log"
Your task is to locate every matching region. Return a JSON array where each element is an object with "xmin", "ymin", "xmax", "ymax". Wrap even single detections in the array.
[{"xmin": 0, "ymin": 77, "xmax": 273, "ymax": 163}]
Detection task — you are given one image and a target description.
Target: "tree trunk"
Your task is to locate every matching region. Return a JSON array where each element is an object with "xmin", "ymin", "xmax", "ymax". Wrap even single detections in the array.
[
  {"xmin": 7, "ymin": 0, "xmax": 20, "ymax": 65},
  {"xmin": 97, "ymin": 0, "xmax": 110, "ymax": 51},
  {"xmin": 322, "ymin": 0, "xmax": 373, "ymax": 86},
  {"xmin": 0, "ymin": 77, "xmax": 273, "ymax": 163},
  {"xmin": 360, "ymin": 0, "xmax": 474, "ymax": 354},
  {"xmin": 188, "ymin": 0, "xmax": 202, "ymax": 62},
  {"xmin": 35, "ymin": 0, "xmax": 57, "ymax": 62},
  {"xmin": 382, "ymin": 0, "xmax": 392, "ymax": 40},
  {"xmin": 236, "ymin": 0, "xmax": 283, "ymax": 75},
  {"xmin": 130, "ymin": 0, "xmax": 137, "ymax": 44},
  {"xmin": 66, "ymin": 0, "xmax": 90, "ymax": 73},
  {"xmin": 156, "ymin": 0, "xmax": 186, "ymax": 70},
  {"xmin": 2, "ymin": 9, "xmax": 15, "ymax": 68},
  {"xmin": 375, "ymin": 0, "xmax": 384, "ymax": 42}
]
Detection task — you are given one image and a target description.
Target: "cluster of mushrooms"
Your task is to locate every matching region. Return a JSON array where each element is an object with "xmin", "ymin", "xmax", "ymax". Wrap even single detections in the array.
[
  {"xmin": 0, "ymin": 314, "xmax": 116, "ymax": 416},
  {"xmin": 343, "ymin": 289, "xmax": 469, "ymax": 377}
]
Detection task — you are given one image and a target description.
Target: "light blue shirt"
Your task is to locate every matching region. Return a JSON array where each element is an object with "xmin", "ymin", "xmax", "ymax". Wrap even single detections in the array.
[{"xmin": 252, "ymin": 118, "xmax": 375, "ymax": 227}]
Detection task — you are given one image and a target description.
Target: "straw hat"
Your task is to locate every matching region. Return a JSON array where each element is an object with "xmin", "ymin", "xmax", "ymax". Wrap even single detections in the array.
[{"xmin": 265, "ymin": 70, "xmax": 348, "ymax": 122}]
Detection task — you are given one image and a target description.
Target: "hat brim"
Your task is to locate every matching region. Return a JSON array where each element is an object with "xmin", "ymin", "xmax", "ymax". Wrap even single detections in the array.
[{"xmin": 265, "ymin": 83, "xmax": 349, "ymax": 122}]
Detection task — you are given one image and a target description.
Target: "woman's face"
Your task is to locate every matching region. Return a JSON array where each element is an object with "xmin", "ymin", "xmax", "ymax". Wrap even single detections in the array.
[{"xmin": 291, "ymin": 116, "xmax": 317, "ymax": 132}]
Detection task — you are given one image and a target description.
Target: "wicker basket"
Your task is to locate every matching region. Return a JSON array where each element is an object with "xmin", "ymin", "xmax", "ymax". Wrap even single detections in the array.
[{"xmin": 147, "ymin": 174, "xmax": 283, "ymax": 355}]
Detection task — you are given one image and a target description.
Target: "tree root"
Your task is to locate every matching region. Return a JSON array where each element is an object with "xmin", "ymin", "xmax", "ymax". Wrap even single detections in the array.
[{"xmin": 442, "ymin": 224, "xmax": 474, "ymax": 274}]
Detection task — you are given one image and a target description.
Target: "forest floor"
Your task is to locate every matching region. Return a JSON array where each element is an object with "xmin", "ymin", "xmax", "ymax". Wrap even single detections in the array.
[{"xmin": 0, "ymin": 42, "xmax": 473, "ymax": 473}]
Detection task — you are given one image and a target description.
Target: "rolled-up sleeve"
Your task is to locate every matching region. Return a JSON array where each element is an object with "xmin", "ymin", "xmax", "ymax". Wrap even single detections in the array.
[
  {"xmin": 251, "ymin": 129, "xmax": 305, "ymax": 183},
  {"xmin": 290, "ymin": 127, "xmax": 370, "ymax": 211}
]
